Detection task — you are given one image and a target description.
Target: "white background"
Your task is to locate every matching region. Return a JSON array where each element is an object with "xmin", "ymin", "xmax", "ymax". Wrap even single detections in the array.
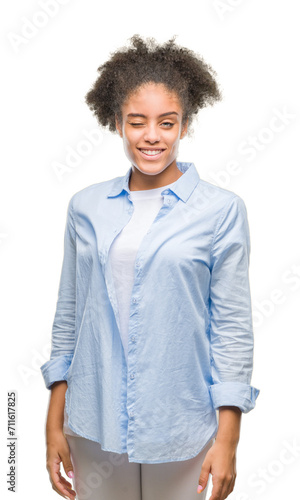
[{"xmin": 1, "ymin": 1, "xmax": 299, "ymax": 499}]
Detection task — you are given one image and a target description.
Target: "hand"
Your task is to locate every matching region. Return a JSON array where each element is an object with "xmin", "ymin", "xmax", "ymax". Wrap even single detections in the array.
[
  {"xmin": 46, "ymin": 428, "xmax": 77, "ymax": 500},
  {"xmin": 197, "ymin": 439, "xmax": 237, "ymax": 500}
]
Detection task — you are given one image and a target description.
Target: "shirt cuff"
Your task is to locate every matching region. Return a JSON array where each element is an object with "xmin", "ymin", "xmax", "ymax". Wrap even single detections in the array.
[
  {"xmin": 40, "ymin": 354, "xmax": 73, "ymax": 390},
  {"xmin": 208, "ymin": 381, "xmax": 260, "ymax": 413}
]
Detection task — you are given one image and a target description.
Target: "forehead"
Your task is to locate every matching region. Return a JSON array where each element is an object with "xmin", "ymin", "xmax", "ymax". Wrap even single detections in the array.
[{"xmin": 123, "ymin": 82, "xmax": 182, "ymax": 112}]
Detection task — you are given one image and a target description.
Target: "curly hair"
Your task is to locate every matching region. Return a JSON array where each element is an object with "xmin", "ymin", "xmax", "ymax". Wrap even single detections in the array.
[{"xmin": 85, "ymin": 34, "xmax": 222, "ymax": 136}]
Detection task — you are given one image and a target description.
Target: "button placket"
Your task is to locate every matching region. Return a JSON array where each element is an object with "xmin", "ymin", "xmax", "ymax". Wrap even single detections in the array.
[{"xmin": 125, "ymin": 193, "xmax": 177, "ymax": 450}]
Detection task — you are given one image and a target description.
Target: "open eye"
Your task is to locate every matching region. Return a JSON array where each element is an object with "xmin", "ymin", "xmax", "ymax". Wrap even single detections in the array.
[
  {"xmin": 161, "ymin": 122, "xmax": 174, "ymax": 128},
  {"xmin": 128, "ymin": 121, "xmax": 174, "ymax": 128}
]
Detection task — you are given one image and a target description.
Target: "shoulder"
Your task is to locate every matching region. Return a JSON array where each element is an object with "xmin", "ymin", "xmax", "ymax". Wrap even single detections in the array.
[
  {"xmin": 193, "ymin": 177, "xmax": 246, "ymax": 215},
  {"xmin": 68, "ymin": 176, "xmax": 121, "ymax": 211}
]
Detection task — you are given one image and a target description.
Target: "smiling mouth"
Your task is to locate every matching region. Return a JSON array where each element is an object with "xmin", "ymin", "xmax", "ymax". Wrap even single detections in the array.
[{"xmin": 137, "ymin": 148, "xmax": 165, "ymax": 156}]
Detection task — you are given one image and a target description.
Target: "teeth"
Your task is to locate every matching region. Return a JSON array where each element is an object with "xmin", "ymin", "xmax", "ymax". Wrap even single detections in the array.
[{"xmin": 140, "ymin": 149, "xmax": 163, "ymax": 156}]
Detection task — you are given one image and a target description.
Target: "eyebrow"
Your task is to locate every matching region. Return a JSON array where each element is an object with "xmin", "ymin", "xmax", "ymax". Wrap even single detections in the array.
[{"xmin": 127, "ymin": 112, "xmax": 179, "ymax": 118}]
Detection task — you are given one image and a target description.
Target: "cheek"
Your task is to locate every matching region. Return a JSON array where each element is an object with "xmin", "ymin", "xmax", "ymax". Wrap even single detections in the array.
[
  {"xmin": 124, "ymin": 129, "xmax": 140, "ymax": 147},
  {"xmin": 123, "ymin": 135, "xmax": 134, "ymax": 149},
  {"xmin": 168, "ymin": 130, "xmax": 181, "ymax": 149},
  {"xmin": 123, "ymin": 138, "xmax": 139, "ymax": 159}
]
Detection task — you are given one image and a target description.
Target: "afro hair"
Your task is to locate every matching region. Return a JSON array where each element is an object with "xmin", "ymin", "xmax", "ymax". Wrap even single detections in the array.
[{"xmin": 85, "ymin": 34, "xmax": 222, "ymax": 136}]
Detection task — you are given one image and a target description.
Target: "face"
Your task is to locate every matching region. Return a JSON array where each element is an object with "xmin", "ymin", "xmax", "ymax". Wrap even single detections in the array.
[{"xmin": 115, "ymin": 82, "xmax": 188, "ymax": 181}]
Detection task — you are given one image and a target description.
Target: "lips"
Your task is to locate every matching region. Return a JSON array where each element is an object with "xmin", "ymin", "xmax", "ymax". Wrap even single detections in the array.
[{"xmin": 137, "ymin": 148, "xmax": 166, "ymax": 157}]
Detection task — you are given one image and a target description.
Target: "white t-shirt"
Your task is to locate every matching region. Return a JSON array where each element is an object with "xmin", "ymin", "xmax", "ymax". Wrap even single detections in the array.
[{"xmin": 63, "ymin": 179, "xmax": 176, "ymax": 436}]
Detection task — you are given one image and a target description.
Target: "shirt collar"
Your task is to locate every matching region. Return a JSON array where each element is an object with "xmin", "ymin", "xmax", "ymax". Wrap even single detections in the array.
[{"xmin": 107, "ymin": 162, "xmax": 200, "ymax": 203}]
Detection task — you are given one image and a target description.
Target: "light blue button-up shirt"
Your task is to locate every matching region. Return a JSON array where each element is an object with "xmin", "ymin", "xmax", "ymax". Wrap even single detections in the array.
[{"xmin": 40, "ymin": 161, "xmax": 260, "ymax": 464}]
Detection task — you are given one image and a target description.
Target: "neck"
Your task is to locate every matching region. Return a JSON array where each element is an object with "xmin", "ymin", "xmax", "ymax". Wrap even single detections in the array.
[{"xmin": 129, "ymin": 163, "xmax": 183, "ymax": 191}]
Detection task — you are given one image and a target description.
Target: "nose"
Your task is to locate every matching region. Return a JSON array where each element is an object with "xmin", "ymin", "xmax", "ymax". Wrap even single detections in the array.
[{"xmin": 143, "ymin": 123, "xmax": 161, "ymax": 143}]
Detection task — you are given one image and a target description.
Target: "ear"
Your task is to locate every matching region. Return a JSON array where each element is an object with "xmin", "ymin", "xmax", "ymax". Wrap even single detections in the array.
[
  {"xmin": 180, "ymin": 118, "xmax": 189, "ymax": 139},
  {"xmin": 115, "ymin": 114, "xmax": 123, "ymax": 138}
]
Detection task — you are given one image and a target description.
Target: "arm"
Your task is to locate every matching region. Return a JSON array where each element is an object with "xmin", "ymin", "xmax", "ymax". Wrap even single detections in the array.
[
  {"xmin": 46, "ymin": 381, "xmax": 68, "ymax": 434},
  {"xmin": 207, "ymin": 195, "xmax": 259, "ymax": 413},
  {"xmin": 40, "ymin": 196, "xmax": 77, "ymax": 390},
  {"xmin": 45, "ymin": 381, "xmax": 76, "ymax": 500},
  {"xmin": 198, "ymin": 406, "xmax": 241, "ymax": 498},
  {"xmin": 198, "ymin": 196, "xmax": 259, "ymax": 499},
  {"xmin": 216, "ymin": 406, "xmax": 241, "ymax": 447},
  {"xmin": 40, "ymin": 197, "xmax": 77, "ymax": 499}
]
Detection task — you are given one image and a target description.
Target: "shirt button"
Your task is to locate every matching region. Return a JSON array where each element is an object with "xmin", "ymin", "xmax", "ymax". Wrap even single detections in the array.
[
  {"xmin": 136, "ymin": 261, "xmax": 140, "ymax": 267},
  {"xmin": 131, "ymin": 335, "xmax": 136, "ymax": 342},
  {"xmin": 129, "ymin": 412, "xmax": 134, "ymax": 419},
  {"xmin": 133, "ymin": 298, "xmax": 137, "ymax": 303},
  {"xmin": 130, "ymin": 373, "xmax": 135, "ymax": 379}
]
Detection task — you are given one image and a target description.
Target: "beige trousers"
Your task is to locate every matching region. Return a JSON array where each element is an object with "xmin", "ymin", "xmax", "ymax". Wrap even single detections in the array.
[{"xmin": 65, "ymin": 434, "xmax": 213, "ymax": 500}]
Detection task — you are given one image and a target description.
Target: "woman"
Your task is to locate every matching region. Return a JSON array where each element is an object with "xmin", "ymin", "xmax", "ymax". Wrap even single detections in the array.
[{"xmin": 40, "ymin": 35, "xmax": 260, "ymax": 500}]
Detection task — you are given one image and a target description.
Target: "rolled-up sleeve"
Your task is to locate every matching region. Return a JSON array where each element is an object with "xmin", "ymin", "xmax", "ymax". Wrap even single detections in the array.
[
  {"xmin": 208, "ymin": 195, "xmax": 260, "ymax": 413},
  {"xmin": 40, "ymin": 196, "xmax": 76, "ymax": 390}
]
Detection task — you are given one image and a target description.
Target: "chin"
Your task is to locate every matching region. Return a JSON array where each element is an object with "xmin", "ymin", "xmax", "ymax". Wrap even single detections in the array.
[{"xmin": 135, "ymin": 163, "xmax": 169, "ymax": 176}]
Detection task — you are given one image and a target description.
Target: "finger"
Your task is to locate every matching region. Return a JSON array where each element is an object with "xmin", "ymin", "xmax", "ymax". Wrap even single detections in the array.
[
  {"xmin": 223, "ymin": 472, "xmax": 236, "ymax": 499},
  {"xmin": 52, "ymin": 482, "xmax": 74, "ymax": 500},
  {"xmin": 58, "ymin": 478, "xmax": 76, "ymax": 498},
  {"xmin": 49, "ymin": 460, "xmax": 76, "ymax": 499},
  {"xmin": 51, "ymin": 471, "xmax": 76, "ymax": 499},
  {"xmin": 212, "ymin": 475, "xmax": 233, "ymax": 500},
  {"xmin": 198, "ymin": 459, "xmax": 210, "ymax": 493},
  {"xmin": 52, "ymin": 485, "xmax": 75, "ymax": 500},
  {"xmin": 226, "ymin": 474, "xmax": 236, "ymax": 497},
  {"xmin": 209, "ymin": 477, "xmax": 223, "ymax": 500},
  {"xmin": 61, "ymin": 450, "xmax": 75, "ymax": 480},
  {"xmin": 58, "ymin": 471, "xmax": 74, "ymax": 489},
  {"xmin": 52, "ymin": 481, "xmax": 76, "ymax": 499}
]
